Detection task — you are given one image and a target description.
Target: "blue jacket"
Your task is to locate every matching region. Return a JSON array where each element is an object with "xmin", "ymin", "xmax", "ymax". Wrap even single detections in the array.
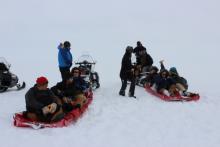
[{"xmin": 58, "ymin": 45, "xmax": 73, "ymax": 68}]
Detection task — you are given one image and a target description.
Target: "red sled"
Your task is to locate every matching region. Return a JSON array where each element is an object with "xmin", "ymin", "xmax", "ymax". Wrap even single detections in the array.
[
  {"xmin": 13, "ymin": 91, "xmax": 93, "ymax": 129},
  {"xmin": 144, "ymin": 85, "xmax": 200, "ymax": 102}
]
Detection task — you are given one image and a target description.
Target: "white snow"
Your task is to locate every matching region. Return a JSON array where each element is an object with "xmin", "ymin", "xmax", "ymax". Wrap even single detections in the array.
[{"xmin": 0, "ymin": 0, "xmax": 220, "ymax": 147}]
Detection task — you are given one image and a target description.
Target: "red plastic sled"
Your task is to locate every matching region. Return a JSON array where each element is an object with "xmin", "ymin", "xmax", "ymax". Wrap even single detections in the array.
[
  {"xmin": 144, "ymin": 85, "xmax": 200, "ymax": 102},
  {"xmin": 13, "ymin": 91, "xmax": 93, "ymax": 129}
]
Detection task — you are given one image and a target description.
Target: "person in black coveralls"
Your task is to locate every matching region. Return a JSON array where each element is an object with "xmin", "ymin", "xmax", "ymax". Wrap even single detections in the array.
[{"xmin": 119, "ymin": 46, "xmax": 136, "ymax": 98}]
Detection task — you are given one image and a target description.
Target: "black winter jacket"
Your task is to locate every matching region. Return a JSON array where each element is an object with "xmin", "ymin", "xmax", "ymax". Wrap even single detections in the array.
[
  {"xmin": 25, "ymin": 85, "xmax": 58, "ymax": 114},
  {"xmin": 137, "ymin": 53, "xmax": 153, "ymax": 67},
  {"xmin": 120, "ymin": 52, "xmax": 133, "ymax": 80},
  {"xmin": 51, "ymin": 81, "xmax": 82, "ymax": 99}
]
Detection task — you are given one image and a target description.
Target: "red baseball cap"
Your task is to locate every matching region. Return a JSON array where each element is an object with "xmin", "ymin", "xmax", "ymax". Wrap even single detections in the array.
[{"xmin": 36, "ymin": 76, "xmax": 48, "ymax": 85}]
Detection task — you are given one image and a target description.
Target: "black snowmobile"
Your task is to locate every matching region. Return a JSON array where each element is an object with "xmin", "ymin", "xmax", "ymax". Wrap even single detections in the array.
[
  {"xmin": 0, "ymin": 57, "xmax": 25, "ymax": 92},
  {"xmin": 74, "ymin": 55, "xmax": 100, "ymax": 90}
]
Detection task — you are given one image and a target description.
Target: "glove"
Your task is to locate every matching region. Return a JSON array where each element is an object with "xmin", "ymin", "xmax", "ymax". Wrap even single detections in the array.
[
  {"xmin": 48, "ymin": 103, "xmax": 57, "ymax": 114},
  {"xmin": 42, "ymin": 106, "xmax": 50, "ymax": 115}
]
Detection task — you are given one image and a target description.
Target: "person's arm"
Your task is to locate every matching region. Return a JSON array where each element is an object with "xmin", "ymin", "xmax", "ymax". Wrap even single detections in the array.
[
  {"xmin": 57, "ymin": 43, "xmax": 64, "ymax": 50},
  {"xmin": 159, "ymin": 60, "xmax": 165, "ymax": 71},
  {"xmin": 25, "ymin": 89, "xmax": 44, "ymax": 111},
  {"xmin": 147, "ymin": 54, "xmax": 153, "ymax": 66}
]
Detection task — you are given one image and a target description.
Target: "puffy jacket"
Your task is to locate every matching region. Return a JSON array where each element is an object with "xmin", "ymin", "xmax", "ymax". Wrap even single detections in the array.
[
  {"xmin": 120, "ymin": 52, "xmax": 133, "ymax": 80},
  {"xmin": 58, "ymin": 45, "xmax": 73, "ymax": 68},
  {"xmin": 25, "ymin": 85, "xmax": 58, "ymax": 114}
]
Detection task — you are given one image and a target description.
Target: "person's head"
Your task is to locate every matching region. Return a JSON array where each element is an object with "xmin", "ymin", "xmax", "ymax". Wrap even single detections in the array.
[
  {"xmin": 71, "ymin": 67, "xmax": 81, "ymax": 78},
  {"xmin": 137, "ymin": 41, "xmax": 142, "ymax": 47},
  {"xmin": 169, "ymin": 67, "xmax": 179, "ymax": 76},
  {"xmin": 64, "ymin": 41, "xmax": 71, "ymax": 49},
  {"xmin": 160, "ymin": 69, "xmax": 169, "ymax": 78},
  {"xmin": 36, "ymin": 76, "xmax": 48, "ymax": 90},
  {"xmin": 125, "ymin": 46, "xmax": 133, "ymax": 54},
  {"xmin": 149, "ymin": 66, "xmax": 158, "ymax": 74}
]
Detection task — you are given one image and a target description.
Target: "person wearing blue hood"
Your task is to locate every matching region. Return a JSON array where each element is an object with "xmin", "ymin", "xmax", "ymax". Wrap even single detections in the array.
[{"xmin": 58, "ymin": 41, "xmax": 73, "ymax": 81}]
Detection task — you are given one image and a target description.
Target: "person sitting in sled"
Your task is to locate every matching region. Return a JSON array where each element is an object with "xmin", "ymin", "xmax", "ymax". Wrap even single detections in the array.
[
  {"xmin": 160, "ymin": 60, "xmax": 197, "ymax": 97},
  {"xmin": 51, "ymin": 73, "xmax": 87, "ymax": 112},
  {"xmin": 144, "ymin": 66, "xmax": 159, "ymax": 87},
  {"xmin": 71, "ymin": 67, "xmax": 88, "ymax": 106},
  {"xmin": 25, "ymin": 77, "xmax": 64, "ymax": 122},
  {"xmin": 169, "ymin": 67, "xmax": 188, "ymax": 96},
  {"xmin": 169, "ymin": 67, "xmax": 198, "ymax": 97},
  {"xmin": 153, "ymin": 68, "xmax": 178, "ymax": 97},
  {"xmin": 119, "ymin": 46, "xmax": 136, "ymax": 98},
  {"xmin": 71, "ymin": 67, "xmax": 89, "ymax": 91}
]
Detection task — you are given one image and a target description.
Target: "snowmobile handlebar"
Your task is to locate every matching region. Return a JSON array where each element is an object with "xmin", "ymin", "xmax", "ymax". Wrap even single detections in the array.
[{"xmin": 75, "ymin": 61, "xmax": 96, "ymax": 65}]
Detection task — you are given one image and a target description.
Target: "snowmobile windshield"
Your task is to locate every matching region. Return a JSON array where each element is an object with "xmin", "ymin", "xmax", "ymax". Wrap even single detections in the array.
[
  {"xmin": 0, "ymin": 57, "xmax": 10, "ymax": 71},
  {"xmin": 75, "ymin": 54, "xmax": 96, "ymax": 64}
]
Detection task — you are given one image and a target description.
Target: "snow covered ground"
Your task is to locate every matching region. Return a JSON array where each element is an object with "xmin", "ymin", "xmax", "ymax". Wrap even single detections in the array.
[{"xmin": 0, "ymin": 0, "xmax": 220, "ymax": 147}]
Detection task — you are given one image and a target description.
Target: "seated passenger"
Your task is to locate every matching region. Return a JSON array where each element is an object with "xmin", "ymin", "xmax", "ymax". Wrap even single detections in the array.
[
  {"xmin": 51, "ymin": 73, "xmax": 87, "ymax": 112},
  {"xmin": 25, "ymin": 77, "xmax": 64, "ymax": 122},
  {"xmin": 154, "ymin": 61, "xmax": 178, "ymax": 96},
  {"xmin": 169, "ymin": 67, "xmax": 196, "ymax": 96},
  {"xmin": 71, "ymin": 67, "xmax": 89, "ymax": 92},
  {"xmin": 144, "ymin": 66, "xmax": 159, "ymax": 87}
]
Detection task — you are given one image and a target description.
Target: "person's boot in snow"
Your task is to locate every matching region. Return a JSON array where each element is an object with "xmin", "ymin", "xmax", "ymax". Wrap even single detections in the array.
[{"xmin": 119, "ymin": 90, "xmax": 125, "ymax": 96}]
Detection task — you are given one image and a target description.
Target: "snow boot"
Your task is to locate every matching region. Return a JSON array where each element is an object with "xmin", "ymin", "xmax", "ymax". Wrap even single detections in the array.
[
  {"xmin": 119, "ymin": 90, "xmax": 125, "ymax": 96},
  {"xmin": 128, "ymin": 92, "xmax": 136, "ymax": 98}
]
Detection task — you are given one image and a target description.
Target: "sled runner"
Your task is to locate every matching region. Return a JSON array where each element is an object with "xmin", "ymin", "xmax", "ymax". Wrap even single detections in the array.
[{"xmin": 144, "ymin": 85, "xmax": 200, "ymax": 102}]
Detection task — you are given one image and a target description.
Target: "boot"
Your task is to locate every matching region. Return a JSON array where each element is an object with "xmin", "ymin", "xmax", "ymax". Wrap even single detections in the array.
[
  {"xmin": 128, "ymin": 92, "xmax": 136, "ymax": 98},
  {"xmin": 119, "ymin": 90, "xmax": 125, "ymax": 96}
]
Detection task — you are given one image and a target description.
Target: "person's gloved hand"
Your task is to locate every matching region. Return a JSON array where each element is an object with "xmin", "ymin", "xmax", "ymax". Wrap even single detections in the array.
[
  {"xmin": 42, "ymin": 105, "xmax": 50, "ymax": 115},
  {"xmin": 48, "ymin": 103, "xmax": 57, "ymax": 114}
]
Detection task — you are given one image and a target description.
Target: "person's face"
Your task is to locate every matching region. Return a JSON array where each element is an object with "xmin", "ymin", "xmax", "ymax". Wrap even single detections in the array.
[
  {"xmin": 161, "ymin": 72, "xmax": 167, "ymax": 78},
  {"xmin": 73, "ymin": 70, "xmax": 80, "ymax": 77},
  {"xmin": 37, "ymin": 83, "xmax": 48, "ymax": 90}
]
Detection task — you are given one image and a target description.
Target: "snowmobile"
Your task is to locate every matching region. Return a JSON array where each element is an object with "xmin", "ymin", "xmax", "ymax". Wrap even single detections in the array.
[
  {"xmin": 0, "ymin": 57, "xmax": 25, "ymax": 92},
  {"xmin": 74, "ymin": 55, "xmax": 100, "ymax": 90}
]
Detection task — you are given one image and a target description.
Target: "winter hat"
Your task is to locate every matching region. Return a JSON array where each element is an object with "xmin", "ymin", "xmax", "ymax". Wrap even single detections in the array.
[
  {"xmin": 36, "ymin": 76, "xmax": 48, "ymax": 85},
  {"xmin": 150, "ymin": 66, "xmax": 159, "ymax": 73},
  {"xmin": 137, "ymin": 41, "xmax": 142, "ymax": 46},
  {"xmin": 169, "ymin": 67, "xmax": 178, "ymax": 75},
  {"xmin": 64, "ymin": 41, "xmax": 71, "ymax": 49},
  {"xmin": 126, "ymin": 46, "xmax": 133, "ymax": 53}
]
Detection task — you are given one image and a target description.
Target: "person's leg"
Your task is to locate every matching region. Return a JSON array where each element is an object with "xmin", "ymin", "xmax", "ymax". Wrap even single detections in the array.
[
  {"xmin": 24, "ymin": 112, "xmax": 38, "ymax": 121},
  {"xmin": 51, "ymin": 106, "xmax": 65, "ymax": 122},
  {"xmin": 75, "ymin": 93, "xmax": 87, "ymax": 108},
  {"xmin": 119, "ymin": 79, "xmax": 127, "ymax": 96},
  {"xmin": 129, "ymin": 78, "xmax": 136, "ymax": 97},
  {"xmin": 59, "ymin": 67, "xmax": 70, "ymax": 81},
  {"xmin": 169, "ymin": 84, "xmax": 179, "ymax": 96}
]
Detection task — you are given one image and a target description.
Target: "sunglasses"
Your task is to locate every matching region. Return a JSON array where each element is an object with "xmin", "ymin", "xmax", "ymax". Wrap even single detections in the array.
[{"xmin": 73, "ymin": 70, "xmax": 80, "ymax": 73}]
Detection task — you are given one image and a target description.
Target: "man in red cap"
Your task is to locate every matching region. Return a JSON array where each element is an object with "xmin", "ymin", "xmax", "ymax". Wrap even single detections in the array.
[{"xmin": 24, "ymin": 76, "xmax": 64, "ymax": 122}]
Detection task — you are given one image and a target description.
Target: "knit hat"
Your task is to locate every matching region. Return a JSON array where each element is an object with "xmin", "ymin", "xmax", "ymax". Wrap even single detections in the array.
[
  {"xmin": 126, "ymin": 46, "xmax": 133, "ymax": 53},
  {"xmin": 64, "ymin": 41, "xmax": 71, "ymax": 49},
  {"xmin": 36, "ymin": 76, "xmax": 48, "ymax": 85},
  {"xmin": 169, "ymin": 67, "xmax": 179, "ymax": 75}
]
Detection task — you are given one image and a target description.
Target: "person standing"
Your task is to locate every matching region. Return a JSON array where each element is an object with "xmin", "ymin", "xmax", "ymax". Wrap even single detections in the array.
[
  {"xmin": 133, "ymin": 41, "xmax": 147, "ymax": 64},
  {"xmin": 58, "ymin": 41, "xmax": 73, "ymax": 81},
  {"xmin": 119, "ymin": 46, "xmax": 136, "ymax": 98}
]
